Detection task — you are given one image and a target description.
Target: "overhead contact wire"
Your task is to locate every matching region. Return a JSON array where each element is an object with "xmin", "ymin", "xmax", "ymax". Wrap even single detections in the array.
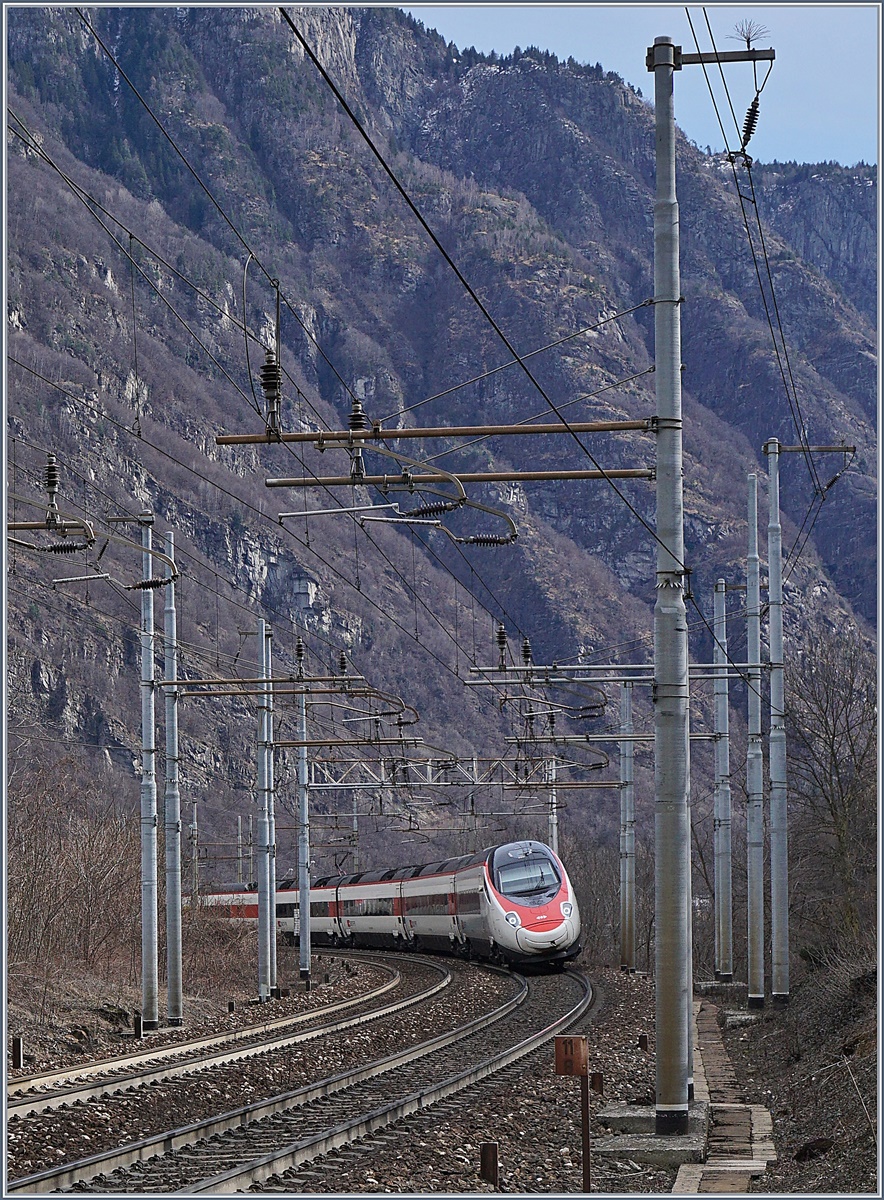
[
  {"xmin": 8, "ymin": 360, "xmax": 515, "ymax": 706},
  {"xmin": 8, "ymin": 113, "xmax": 525, "ymax": 679},
  {"xmin": 8, "ymin": 106, "xmax": 529, "ymax": 670},
  {"xmin": 686, "ymin": 8, "xmax": 823, "ymax": 495},
  {"xmin": 279, "ymin": 9, "xmax": 678, "ymax": 570},
  {"xmin": 381, "ymin": 302, "xmax": 654, "ymax": 424},
  {"xmin": 50, "ymin": 23, "xmax": 603, "ymax": 661}
]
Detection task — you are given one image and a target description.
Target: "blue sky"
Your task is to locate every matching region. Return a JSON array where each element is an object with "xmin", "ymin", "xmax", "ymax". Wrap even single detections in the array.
[{"xmin": 400, "ymin": 4, "xmax": 880, "ymax": 165}]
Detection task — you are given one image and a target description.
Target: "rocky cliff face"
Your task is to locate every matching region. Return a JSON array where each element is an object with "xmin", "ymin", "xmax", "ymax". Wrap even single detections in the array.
[
  {"xmin": 6, "ymin": 6, "xmax": 876, "ymax": 862},
  {"xmin": 749, "ymin": 160, "xmax": 877, "ymax": 326}
]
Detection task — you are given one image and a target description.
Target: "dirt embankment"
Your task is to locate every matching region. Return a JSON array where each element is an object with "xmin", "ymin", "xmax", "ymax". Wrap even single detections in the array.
[{"xmin": 721, "ymin": 948, "xmax": 877, "ymax": 1194}]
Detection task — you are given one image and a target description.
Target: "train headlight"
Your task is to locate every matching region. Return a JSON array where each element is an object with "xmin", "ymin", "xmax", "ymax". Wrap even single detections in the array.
[
  {"xmin": 560, "ymin": 902, "xmax": 573, "ymax": 918},
  {"xmin": 505, "ymin": 911, "xmax": 521, "ymax": 928}
]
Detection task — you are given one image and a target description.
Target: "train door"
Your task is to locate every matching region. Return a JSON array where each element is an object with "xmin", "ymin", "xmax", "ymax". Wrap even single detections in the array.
[
  {"xmin": 455, "ymin": 865, "xmax": 486, "ymax": 953},
  {"xmin": 444, "ymin": 872, "xmax": 460, "ymax": 946},
  {"xmin": 451, "ymin": 872, "xmax": 469, "ymax": 947},
  {"xmin": 394, "ymin": 879, "xmax": 411, "ymax": 943}
]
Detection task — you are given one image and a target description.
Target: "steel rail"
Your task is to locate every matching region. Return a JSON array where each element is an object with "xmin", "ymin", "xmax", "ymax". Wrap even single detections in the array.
[
  {"xmin": 182, "ymin": 970, "xmax": 592, "ymax": 1194},
  {"xmin": 8, "ymin": 958, "xmax": 446, "ymax": 1119},
  {"xmin": 6, "ymin": 956, "xmax": 399, "ymax": 1099},
  {"xmin": 7, "ymin": 960, "xmax": 531, "ymax": 1195}
]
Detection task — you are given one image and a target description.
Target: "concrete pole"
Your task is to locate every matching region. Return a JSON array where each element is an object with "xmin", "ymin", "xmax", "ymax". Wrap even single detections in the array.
[
  {"xmin": 649, "ymin": 35, "xmax": 691, "ymax": 1137},
  {"xmin": 237, "ymin": 815, "xmax": 243, "ymax": 885},
  {"xmin": 713, "ymin": 580, "xmax": 734, "ymax": 982},
  {"xmin": 746, "ymin": 475, "xmax": 765, "ymax": 1009},
  {"xmin": 620, "ymin": 683, "xmax": 636, "ymax": 972},
  {"xmin": 548, "ymin": 756, "xmax": 559, "ymax": 854},
  {"xmin": 248, "ymin": 813, "xmax": 254, "ymax": 885},
  {"xmin": 190, "ymin": 803, "xmax": 199, "ymax": 902},
  {"xmin": 256, "ymin": 617, "xmax": 271, "ymax": 1001},
  {"xmin": 684, "ymin": 708, "xmax": 694, "ymax": 1103},
  {"xmin": 766, "ymin": 439, "xmax": 789, "ymax": 1003},
  {"xmin": 352, "ymin": 793, "xmax": 359, "ymax": 872},
  {"xmin": 163, "ymin": 531, "xmax": 183, "ymax": 1026},
  {"xmin": 139, "ymin": 515, "xmax": 159, "ymax": 1031},
  {"xmin": 298, "ymin": 689, "xmax": 311, "ymax": 984},
  {"xmin": 265, "ymin": 625, "xmax": 278, "ymax": 997}
]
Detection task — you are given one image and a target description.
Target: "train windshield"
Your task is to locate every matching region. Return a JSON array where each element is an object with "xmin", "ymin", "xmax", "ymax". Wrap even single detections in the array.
[{"xmin": 495, "ymin": 854, "xmax": 560, "ymax": 899}]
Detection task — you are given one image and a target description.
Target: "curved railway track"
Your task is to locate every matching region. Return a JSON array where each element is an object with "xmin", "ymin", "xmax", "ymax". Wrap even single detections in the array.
[
  {"xmin": 7, "ymin": 955, "xmax": 592, "ymax": 1195},
  {"xmin": 8, "ymin": 956, "xmax": 431, "ymax": 1119}
]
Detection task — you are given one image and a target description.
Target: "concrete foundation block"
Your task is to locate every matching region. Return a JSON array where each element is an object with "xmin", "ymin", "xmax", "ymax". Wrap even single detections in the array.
[
  {"xmin": 592, "ymin": 1101, "xmax": 709, "ymax": 1167},
  {"xmin": 596, "ymin": 1099, "xmax": 709, "ymax": 1136},
  {"xmin": 722, "ymin": 1009, "xmax": 763, "ymax": 1029}
]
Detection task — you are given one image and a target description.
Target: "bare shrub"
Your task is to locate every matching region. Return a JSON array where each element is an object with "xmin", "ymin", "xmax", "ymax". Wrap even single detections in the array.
[
  {"xmin": 787, "ymin": 621, "xmax": 876, "ymax": 948},
  {"xmin": 180, "ymin": 907, "xmax": 258, "ymax": 998},
  {"xmin": 7, "ymin": 755, "xmax": 139, "ymax": 973}
]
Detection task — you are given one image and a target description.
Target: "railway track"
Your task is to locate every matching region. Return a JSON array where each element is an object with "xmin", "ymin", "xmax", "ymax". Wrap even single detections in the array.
[
  {"xmin": 7, "ymin": 956, "xmax": 591, "ymax": 1194},
  {"xmin": 7, "ymin": 955, "xmax": 427, "ymax": 1119}
]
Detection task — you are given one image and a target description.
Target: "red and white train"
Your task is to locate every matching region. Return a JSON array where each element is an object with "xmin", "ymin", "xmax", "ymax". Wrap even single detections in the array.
[{"xmin": 203, "ymin": 840, "xmax": 581, "ymax": 970}]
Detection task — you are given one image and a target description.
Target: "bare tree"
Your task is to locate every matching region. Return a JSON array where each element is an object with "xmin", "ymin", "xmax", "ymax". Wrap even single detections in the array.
[
  {"xmin": 7, "ymin": 755, "xmax": 140, "ymax": 972},
  {"xmin": 786, "ymin": 620, "xmax": 876, "ymax": 943}
]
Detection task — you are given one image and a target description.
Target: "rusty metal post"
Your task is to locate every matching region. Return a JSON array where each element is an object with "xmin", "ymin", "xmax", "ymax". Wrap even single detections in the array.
[
  {"xmin": 555, "ymin": 1033, "xmax": 591, "ymax": 1187},
  {"xmin": 12, "ymin": 1037, "xmax": 24, "ymax": 1069},
  {"xmin": 479, "ymin": 1142, "xmax": 499, "ymax": 1187}
]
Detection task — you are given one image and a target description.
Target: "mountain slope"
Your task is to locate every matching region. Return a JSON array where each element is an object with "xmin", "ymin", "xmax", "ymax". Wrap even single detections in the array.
[{"xmin": 5, "ymin": 6, "xmax": 876, "ymax": 877}]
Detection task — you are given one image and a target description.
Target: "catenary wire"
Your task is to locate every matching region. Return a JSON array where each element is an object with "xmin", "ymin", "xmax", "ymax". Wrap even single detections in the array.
[
  {"xmin": 15, "ymin": 16, "xmax": 777, "ymax": 729},
  {"xmin": 379, "ymin": 301, "xmax": 654, "ymax": 424},
  {"xmin": 279, "ymin": 8, "xmax": 687, "ymax": 574},
  {"xmin": 684, "ymin": 8, "xmax": 823, "ymax": 496},
  {"xmin": 7, "ymin": 106, "xmax": 533, "ymax": 661},
  {"xmin": 74, "ymin": 8, "xmax": 278, "ymax": 293},
  {"xmin": 15, "ymin": 24, "xmax": 655, "ymax": 661},
  {"xmin": 7, "ymin": 115, "xmax": 264, "ymax": 420},
  {"xmin": 701, "ymin": 8, "xmax": 822, "ymax": 494},
  {"xmin": 7, "ymin": 111, "xmax": 516, "ymax": 639},
  {"xmin": 7, "ymin": 360, "xmax": 526, "ymax": 722},
  {"xmin": 422, "ymin": 365, "xmax": 656, "ymax": 464}
]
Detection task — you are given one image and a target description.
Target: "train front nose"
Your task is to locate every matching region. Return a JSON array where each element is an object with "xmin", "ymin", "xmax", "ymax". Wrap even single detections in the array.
[{"xmin": 515, "ymin": 916, "xmax": 576, "ymax": 952}]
